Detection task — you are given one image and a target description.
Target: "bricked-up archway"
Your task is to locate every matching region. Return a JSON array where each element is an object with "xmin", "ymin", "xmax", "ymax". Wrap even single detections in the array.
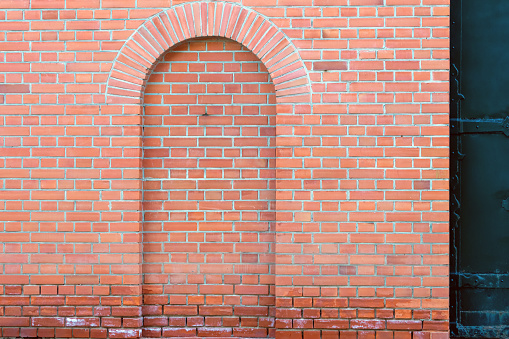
[
  {"xmin": 104, "ymin": 2, "xmax": 311, "ymax": 337},
  {"xmin": 105, "ymin": 1, "xmax": 311, "ymax": 105},
  {"xmin": 142, "ymin": 38, "xmax": 277, "ymax": 338}
]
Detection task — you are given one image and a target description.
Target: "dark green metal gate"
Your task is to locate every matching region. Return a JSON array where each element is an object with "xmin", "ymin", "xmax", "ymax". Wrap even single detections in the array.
[{"xmin": 450, "ymin": 1, "xmax": 509, "ymax": 337}]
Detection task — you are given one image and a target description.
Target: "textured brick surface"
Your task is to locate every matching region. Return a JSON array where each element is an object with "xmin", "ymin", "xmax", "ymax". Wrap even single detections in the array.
[
  {"xmin": 0, "ymin": 0, "xmax": 449, "ymax": 338},
  {"xmin": 142, "ymin": 39, "xmax": 277, "ymax": 338}
]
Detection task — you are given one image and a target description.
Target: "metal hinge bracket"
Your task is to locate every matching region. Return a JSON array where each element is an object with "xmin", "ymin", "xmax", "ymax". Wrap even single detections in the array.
[{"xmin": 451, "ymin": 116, "xmax": 509, "ymax": 136}]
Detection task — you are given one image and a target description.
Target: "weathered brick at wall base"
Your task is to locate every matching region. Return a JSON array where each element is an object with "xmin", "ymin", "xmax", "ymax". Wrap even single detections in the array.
[{"xmin": 0, "ymin": 0, "xmax": 449, "ymax": 338}]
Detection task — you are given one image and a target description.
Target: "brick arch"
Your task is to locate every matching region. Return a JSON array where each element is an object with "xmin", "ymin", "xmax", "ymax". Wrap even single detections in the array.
[{"xmin": 105, "ymin": 1, "xmax": 311, "ymax": 105}]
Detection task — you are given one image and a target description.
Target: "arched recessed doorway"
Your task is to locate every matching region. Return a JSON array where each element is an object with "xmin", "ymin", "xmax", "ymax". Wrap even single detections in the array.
[{"xmin": 104, "ymin": 3, "xmax": 312, "ymax": 336}]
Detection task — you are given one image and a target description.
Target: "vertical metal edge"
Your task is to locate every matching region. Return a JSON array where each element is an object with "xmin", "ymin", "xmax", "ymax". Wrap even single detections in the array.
[{"xmin": 449, "ymin": 0, "xmax": 462, "ymax": 336}]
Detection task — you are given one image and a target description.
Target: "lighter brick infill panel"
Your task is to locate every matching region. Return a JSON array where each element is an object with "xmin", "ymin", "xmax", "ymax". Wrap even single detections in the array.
[{"xmin": 142, "ymin": 38, "xmax": 277, "ymax": 338}]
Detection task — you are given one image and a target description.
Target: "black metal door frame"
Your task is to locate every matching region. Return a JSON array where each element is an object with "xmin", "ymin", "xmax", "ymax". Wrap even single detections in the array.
[
  {"xmin": 449, "ymin": 1, "xmax": 461, "ymax": 337},
  {"xmin": 450, "ymin": 1, "xmax": 509, "ymax": 337},
  {"xmin": 449, "ymin": 0, "xmax": 462, "ymax": 335}
]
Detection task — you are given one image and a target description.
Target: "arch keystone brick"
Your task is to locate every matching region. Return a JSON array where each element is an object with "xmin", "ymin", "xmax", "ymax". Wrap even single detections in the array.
[{"xmin": 105, "ymin": 1, "xmax": 311, "ymax": 105}]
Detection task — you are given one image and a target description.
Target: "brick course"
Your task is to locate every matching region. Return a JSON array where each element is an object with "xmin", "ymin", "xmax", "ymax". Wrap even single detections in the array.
[{"xmin": 0, "ymin": 0, "xmax": 449, "ymax": 338}]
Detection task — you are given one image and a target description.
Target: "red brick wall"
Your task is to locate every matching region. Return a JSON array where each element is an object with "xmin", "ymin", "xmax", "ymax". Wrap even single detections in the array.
[{"xmin": 0, "ymin": 1, "xmax": 450, "ymax": 338}]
